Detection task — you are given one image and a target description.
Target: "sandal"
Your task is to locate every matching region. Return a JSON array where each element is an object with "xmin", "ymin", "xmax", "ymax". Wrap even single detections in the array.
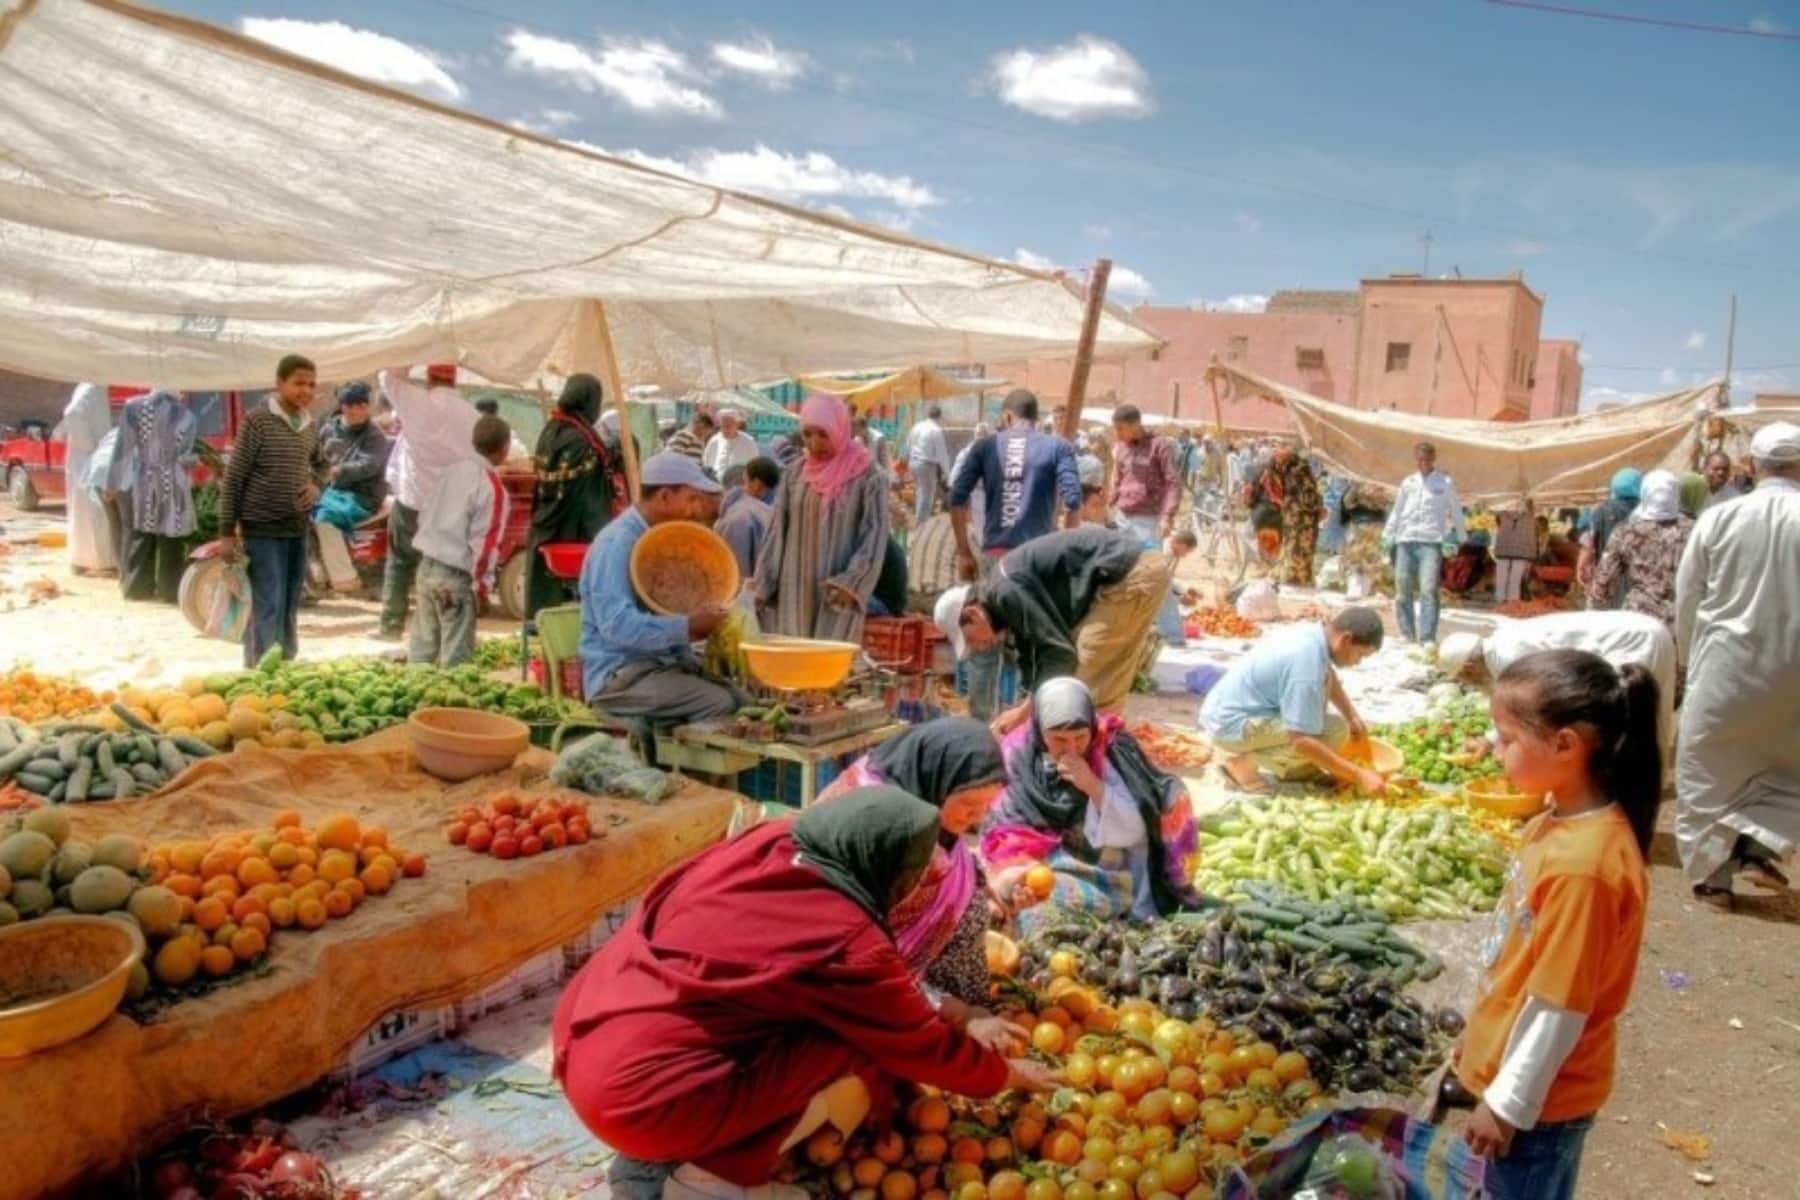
[
  {"xmin": 1740, "ymin": 860, "xmax": 1791, "ymax": 891},
  {"xmin": 1692, "ymin": 884, "xmax": 1734, "ymax": 913}
]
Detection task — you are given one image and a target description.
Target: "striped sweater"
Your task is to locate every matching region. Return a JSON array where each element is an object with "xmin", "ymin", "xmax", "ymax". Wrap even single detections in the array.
[{"xmin": 221, "ymin": 407, "xmax": 327, "ymax": 538}]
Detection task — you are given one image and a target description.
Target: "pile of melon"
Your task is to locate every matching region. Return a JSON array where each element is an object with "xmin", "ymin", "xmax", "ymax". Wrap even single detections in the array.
[
  {"xmin": 103, "ymin": 680, "xmax": 325, "ymax": 753},
  {"xmin": 0, "ymin": 807, "xmax": 173, "ymax": 999}
]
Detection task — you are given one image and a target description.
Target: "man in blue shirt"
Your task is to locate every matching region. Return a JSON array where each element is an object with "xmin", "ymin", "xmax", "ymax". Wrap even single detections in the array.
[
  {"xmin": 579, "ymin": 453, "xmax": 743, "ymax": 724},
  {"xmin": 1199, "ymin": 606, "xmax": 1386, "ymax": 794},
  {"xmin": 947, "ymin": 389, "xmax": 1082, "ymax": 719},
  {"xmin": 713, "ymin": 456, "xmax": 779, "ymax": 579}
]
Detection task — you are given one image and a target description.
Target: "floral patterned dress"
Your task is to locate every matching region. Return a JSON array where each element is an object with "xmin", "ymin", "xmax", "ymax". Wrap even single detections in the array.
[{"xmin": 1591, "ymin": 516, "xmax": 1693, "ymax": 629}]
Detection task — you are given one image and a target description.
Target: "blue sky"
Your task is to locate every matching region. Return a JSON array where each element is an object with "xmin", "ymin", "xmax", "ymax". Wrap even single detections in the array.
[{"xmin": 170, "ymin": 0, "xmax": 1799, "ymax": 407}]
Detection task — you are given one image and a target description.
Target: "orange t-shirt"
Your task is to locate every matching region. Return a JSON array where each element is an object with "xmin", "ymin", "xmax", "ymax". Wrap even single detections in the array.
[{"xmin": 1456, "ymin": 804, "xmax": 1648, "ymax": 1123}]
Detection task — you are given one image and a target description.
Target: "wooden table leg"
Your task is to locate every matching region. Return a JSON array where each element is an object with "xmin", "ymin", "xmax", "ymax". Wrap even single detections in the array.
[{"xmin": 801, "ymin": 763, "xmax": 817, "ymax": 808}]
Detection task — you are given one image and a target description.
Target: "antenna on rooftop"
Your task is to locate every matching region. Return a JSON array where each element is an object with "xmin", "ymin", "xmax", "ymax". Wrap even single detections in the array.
[{"xmin": 1420, "ymin": 229, "xmax": 1435, "ymax": 276}]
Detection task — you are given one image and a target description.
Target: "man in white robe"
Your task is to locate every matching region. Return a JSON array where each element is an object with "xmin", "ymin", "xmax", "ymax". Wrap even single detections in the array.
[
  {"xmin": 62, "ymin": 383, "xmax": 115, "ymax": 573},
  {"xmin": 1674, "ymin": 422, "xmax": 1800, "ymax": 910}
]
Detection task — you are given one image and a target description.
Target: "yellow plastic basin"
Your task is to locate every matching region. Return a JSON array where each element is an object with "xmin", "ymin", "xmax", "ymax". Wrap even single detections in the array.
[
  {"xmin": 741, "ymin": 638, "xmax": 860, "ymax": 692},
  {"xmin": 1461, "ymin": 776, "xmax": 1547, "ymax": 820},
  {"xmin": 407, "ymin": 706, "xmax": 529, "ymax": 781},
  {"xmin": 630, "ymin": 521, "xmax": 741, "ymax": 616},
  {"xmin": 1343, "ymin": 736, "xmax": 1405, "ymax": 776},
  {"xmin": 0, "ymin": 915, "xmax": 145, "ymax": 1058}
]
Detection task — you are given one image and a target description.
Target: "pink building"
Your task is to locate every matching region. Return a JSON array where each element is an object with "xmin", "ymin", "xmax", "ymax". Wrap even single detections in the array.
[
  {"xmin": 993, "ymin": 273, "xmax": 1579, "ymax": 431},
  {"xmin": 1532, "ymin": 339, "xmax": 1583, "ymax": 419},
  {"xmin": 1353, "ymin": 276, "xmax": 1541, "ymax": 421}
]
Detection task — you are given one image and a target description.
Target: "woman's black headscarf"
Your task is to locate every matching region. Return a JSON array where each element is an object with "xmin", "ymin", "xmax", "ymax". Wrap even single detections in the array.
[
  {"xmin": 792, "ymin": 786, "xmax": 940, "ymax": 925},
  {"xmin": 999, "ymin": 678, "xmax": 1192, "ymax": 916},
  {"xmin": 557, "ymin": 373, "xmax": 605, "ymax": 423},
  {"xmin": 870, "ymin": 717, "xmax": 1005, "ymax": 810}
]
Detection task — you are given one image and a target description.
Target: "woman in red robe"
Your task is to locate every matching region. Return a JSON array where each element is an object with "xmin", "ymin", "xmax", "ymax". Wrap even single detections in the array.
[{"xmin": 553, "ymin": 787, "xmax": 1055, "ymax": 1200}]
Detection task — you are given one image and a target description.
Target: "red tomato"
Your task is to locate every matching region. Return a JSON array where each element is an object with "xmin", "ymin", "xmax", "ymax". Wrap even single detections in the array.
[
  {"xmin": 491, "ymin": 835, "xmax": 519, "ymax": 860},
  {"xmin": 520, "ymin": 834, "xmax": 544, "ymax": 857},
  {"xmin": 457, "ymin": 806, "xmax": 482, "ymax": 826},
  {"xmin": 446, "ymin": 822, "xmax": 468, "ymax": 846},
  {"xmin": 560, "ymin": 803, "xmax": 587, "ymax": 822},
  {"xmin": 493, "ymin": 792, "xmax": 521, "ymax": 816},
  {"xmin": 466, "ymin": 825, "xmax": 494, "ymax": 854},
  {"xmin": 531, "ymin": 809, "xmax": 560, "ymax": 831},
  {"xmin": 541, "ymin": 823, "xmax": 568, "ymax": 849},
  {"xmin": 567, "ymin": 819, "xmax": 590, "ymax": 845},
  {"xmin": 493, "ymin": 814, "xmax": 517, "ymax": 833}
]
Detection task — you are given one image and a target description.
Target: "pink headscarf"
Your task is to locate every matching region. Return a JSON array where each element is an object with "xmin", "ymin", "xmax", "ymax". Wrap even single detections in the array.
[{"xmin": 798, "ymin": 392, "xmax": 873, "ymax": 505}]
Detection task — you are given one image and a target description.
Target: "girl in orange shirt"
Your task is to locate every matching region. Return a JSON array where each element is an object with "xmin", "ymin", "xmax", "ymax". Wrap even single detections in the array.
[{"xmin": 1457, "ymin": 648, "xmax": 1662, "ymax": 1200}]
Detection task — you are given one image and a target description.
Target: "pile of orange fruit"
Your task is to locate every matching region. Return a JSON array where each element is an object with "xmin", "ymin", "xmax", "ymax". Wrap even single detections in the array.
[
  {"xmin": 785, "ymin": 978, "xmax": 1326, "ymax": 1200},
  {"xmin": 140, "ymin": 810, "xmax": 425, "ymax": 989},
  {"xmin": 0, "ymin": 667, "xmax": 111, "ymax": 723}
]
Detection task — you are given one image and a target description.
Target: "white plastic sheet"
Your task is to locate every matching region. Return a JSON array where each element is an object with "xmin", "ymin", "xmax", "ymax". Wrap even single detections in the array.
[{"xmin": 0, "ymin": 0, "xmax": 1160, "ymax": 391}]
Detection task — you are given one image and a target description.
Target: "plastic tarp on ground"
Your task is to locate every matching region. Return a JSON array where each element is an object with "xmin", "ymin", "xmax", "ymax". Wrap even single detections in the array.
[
  {"xmin": 796, "ymin": 366, "xmax": 1004, "ymax": 413},
  {"xmin": 1206, "ymin": 363, "xmax": 1723, "ymax": 504},
  {"xmin": 0, "ymin": 0, "xmax": 1160, "ymax": 392},
  {"xmin": 0, "ymin": 730, "xmax": 736, "ymax": 1200}
]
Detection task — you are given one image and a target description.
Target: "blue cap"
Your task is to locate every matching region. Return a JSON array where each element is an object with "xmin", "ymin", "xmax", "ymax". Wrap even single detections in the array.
[
  {"xmin": 640, "ymin": 451, "xmax": 722, "ymax": 493},
  {"xmin": 337, "ymin": 381, "xmax": 371, "ymax": 405}
]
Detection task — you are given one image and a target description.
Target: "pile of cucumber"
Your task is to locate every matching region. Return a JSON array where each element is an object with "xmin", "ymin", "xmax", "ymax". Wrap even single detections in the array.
[{"xmin": 0, "ymin": 705, "xmax": 216, "ymax": 803}]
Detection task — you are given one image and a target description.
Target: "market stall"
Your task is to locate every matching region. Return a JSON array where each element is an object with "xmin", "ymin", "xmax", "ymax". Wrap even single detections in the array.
[{"xmin": 0, "ymin": 727, "xmax": 736, "ymax": 1199}]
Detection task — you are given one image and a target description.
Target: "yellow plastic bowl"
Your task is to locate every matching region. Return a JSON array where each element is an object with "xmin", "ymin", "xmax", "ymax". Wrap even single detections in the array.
[
  {"xmin": 629, "ymin": 521, "xmax": 741, "ymax": 616},
  {"xmin": 407, "ymin": 706, "xmax": 530, "ymax": 781},
  {"xmin": 741, "ymin": 638, "xmax": 860, "ymax": 692},
  {"xmin": 1461, "ymin": 776, "xmax": 1546, "ymax": 820},
  {"xmin": 0, "ymin": 915, "xmax": 145, "ymax": 1058},
  {"xmin": 1344, "ymin": 737, "xmax": 1406, "ymax": 776}
]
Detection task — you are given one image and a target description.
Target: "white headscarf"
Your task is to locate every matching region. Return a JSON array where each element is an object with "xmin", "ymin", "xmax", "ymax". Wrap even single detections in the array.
[
  {"xmin": 1632, "ymin": 469, "xmax": 1681, "ymax": 523},
  {"xmin": 1033, "ymin": 677, "xmax": 1095, "ymax": 730}
]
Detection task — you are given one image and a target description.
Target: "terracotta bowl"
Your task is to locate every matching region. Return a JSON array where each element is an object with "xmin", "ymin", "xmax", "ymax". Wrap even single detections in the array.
[
  {"xmin": 407, "ymin": 706, "xmax": 529, "ymax": 781},
  {"xmin": 0, "ymin": 915, "xmax": 145, "ymax": 1058}
]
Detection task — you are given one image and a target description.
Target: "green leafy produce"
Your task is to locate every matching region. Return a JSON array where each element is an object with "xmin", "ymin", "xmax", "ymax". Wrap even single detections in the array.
[
  {"xmin": 1376, "ymin": 689, "xmax": 1503, "ymax": 786},
  {"xmin": 473, "ymin": 637, "xmax": 524, "ymax": 671},
  {"xmin": 550, "ymin": 732, "xmax": 673, "ymax": 803},
  {"xmin": 1195, "ymin": 794, "xmax": 1509, "ymax": 919}
]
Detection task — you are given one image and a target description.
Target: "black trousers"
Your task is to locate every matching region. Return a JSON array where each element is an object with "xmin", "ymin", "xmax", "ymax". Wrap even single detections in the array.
[{"xmin": 122, "ymin": 530, "xmax": 185, "ymax": 604}]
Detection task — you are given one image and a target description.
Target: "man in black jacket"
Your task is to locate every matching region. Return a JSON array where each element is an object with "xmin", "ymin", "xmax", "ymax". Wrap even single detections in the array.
[
  {"xmin": 935, "ymin": 525, "xmax": 1174, "ymax": 732},
  {"xmin": 314, "ymin": 382, "xmax": 391, "ymax": 592}
]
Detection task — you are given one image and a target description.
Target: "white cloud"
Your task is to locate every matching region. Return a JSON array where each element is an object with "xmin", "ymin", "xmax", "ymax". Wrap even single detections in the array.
[
  {"xmin": 710, "ymin": 35, "xmax": 809, "ymax": 90},
  {"xmin": 1581, "ymin": 385, "xmax": 1653, "ymax": 411},
  {"xmin": 510, "ymin": 108, "xmax": 579, "ymax": 134},
  {"xmin": 1748, "ymin": 15, "xmax": 1788, "ymax": 34},
  {"xmin": 1506, "ymin": 239, "xmax": 1547, "ymax": 256},
  {"xmin": 1012, "ymin": 248, "xmax": 1060, "ymax": 271},
  {"xmin": 1107, "ymin": 264, "xmax": 1154, "ymax": 297},
  {"xmin": 868, "ymin": 209, "xmax": 920, "ymax": 233},
  {"xmin": 503, "ymin": 30, "xmax": 721, "ymax": 118},
  {"xmin": 1658, "ymin": 366, "xmax": 1682, "ymax": 386},
  {"xmin": 1577, "ymin": 349, "xmax": 1592, "ymax": 366},
  {"xmin": 1731, "ymin": 368, "xmax": 1792, "ymax": 393},
  {"xmin": 1198, "ymin": 293, "xmax": 1269, "ymax": 313},
  {"xmin": 1084, "ymin": 223, "xmax": 1114, "ymax": 241},
  {"xmin": 1684, "ymin": 330, "xmax": 1708, "ymax": 351},
  {"xmin": 578, "ymin": 143, "xmax": 939, "ymax": 209},
  {"xmin": 988, "ymin": 36, "xmax": 1153, "ymax": 122},
  {"xmin": 1233, "ymin": 213, "xmax": 1263, "ymax": 234},
  {"xmin": 240, "ymin": 18, "xmax": 463, "ymax": 102}
]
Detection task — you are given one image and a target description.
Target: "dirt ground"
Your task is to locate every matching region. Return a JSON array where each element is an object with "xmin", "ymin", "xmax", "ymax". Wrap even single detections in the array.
[{"xmin": 6, "ymin": 497, "xmax": 1799, "ymax": 1196}]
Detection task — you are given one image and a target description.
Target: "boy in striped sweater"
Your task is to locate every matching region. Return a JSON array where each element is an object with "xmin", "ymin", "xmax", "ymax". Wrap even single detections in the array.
[
  {"xmin": 409, "ymin": 415, "xmax": 513, "ymax": 667},
  {"xmin": 220, "ymin": 355, "xmax": 328, "ymax": 666}
]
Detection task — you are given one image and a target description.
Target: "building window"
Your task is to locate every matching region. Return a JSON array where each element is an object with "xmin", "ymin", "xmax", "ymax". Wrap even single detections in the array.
[
  {"xmin": 1227, "ymin": 335, "xmax": 1248, "ymax": 363},
  {"xmin": 1295, "ymin": 347, "xmax": 1325, "ymax": 370},
  {"xmin": 1385, "ymin": 342, "xmax": 1411, "ymax": 373}
]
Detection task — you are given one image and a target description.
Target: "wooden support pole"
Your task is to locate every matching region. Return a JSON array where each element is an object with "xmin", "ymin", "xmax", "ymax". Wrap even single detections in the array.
[
  {"xmin": 592, "ymin": 301, "xmax": 640, "ymax": 501},
  {"xmin": 1060, "ymin": 258, "xmax": 1111, "ymax": 441},
  {"xmin": 1207, "ymin": 364, "xmax": 1226, "ymax": 437}
]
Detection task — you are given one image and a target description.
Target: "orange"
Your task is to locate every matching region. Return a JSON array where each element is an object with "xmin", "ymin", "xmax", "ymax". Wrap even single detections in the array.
[
  {"xmin": 323, "ymin": 888, "xmax": 354, "ymax": 918},
  {"xmin": 360, "ymin": 827, "xmax": 388, "ymax": 850},
  {"xmin": 286, "ymin": 863, "xmax": 316, "ymax": 888},
  {"xmin": 192, "ymin": 896, "xmax": 228, "ymax": 932},
  {"xmin": 241, "ymin": 912, "xmax": 272, "ymax": 938},
  {"xmin": 230, "ymin": 895, "xmax": 267, "ymax": 923},
  {"xmin": 268, "ymin": 897, "xmax": 298, "ymax": 928},
  {"xmin": 276, "ymin": 826, "xmax": 307, "ymax": 847},
  {"xmin": 153, "ymin": 937, "xmax": 202, "ymax": 986},
  {"xmin": 170, "ymin": 842, "xmax": 206, "ymax": 874},
  {"xmin": 212, "ymin": 922, "xmax": 239, "ymax": 948},
  {"xmin": 201, "ymin": 876, "xmax": 240, "ymax": 902},
  {"xmin": 1024, "ymin": 864, "xmax": 1056, "ymax": 899},
  {"xmin": 295, "ymin": 898, "xmax": 328, "ymax": 929},
  {"xmin": 274, "ymin": 808, "xmax": 302, "ymax": 829},
  {"xmin": 359, "ymin": 863, "xmax": 394, "ymax": 896},
  {"xmin": 147, "ymin": 852, "xmax": 171, "ymax": 883},
  {"xmin": 318, "ymin": 850, "xmax": 356, "ymax": 884},
  {"xmin": 337, "ymin": 878, "xmax": 366, "ymax": 904},
  {"xmin": 295, "ymin": 846, "xmax": 318, "ymax": 867},
  {"xmin": 1272, "ymin": 1051, "xmax": 1310, "ymax": 1084},
  {"xmin": 229, "ymin": 927, "xmax": 266, "ymax": 962},
  {"xmin": 246, "ymin": 883, "xmax": 281, "ymax": 907},
  {"xmin": 165, "ymin": 873, "xmax": 203, "ymax": 899},
  {"xmin": 316, "ymin": 813, "xmax": 361, "ymax": 852},
  {"xmin": 909, "ymin": 1096, "xmax": 952, "ymax": 1134},
  {"xmin": 199, "ymin": 848, "xmax": 239, "ymax": 879},
  {"xmin": 268, "ymin": 843, "xmax": 301, "ymax": 871},
  {"xmin": 200, "ymin": 944, "xmax": 236, "ymax": 978},
  {"xmin": 296, "ymin": 879, "xmax": 331, "ymax": 903},
  {"xmin": 236, "ymin": 856, "xmax": 277, "ymax": 887},
  {"xmin": 249, "ymin": 833, "xmax": 276, "ymax": 856},
  {"xmin": 177, "ymin": 896, "xmax": 196, "ymax": 922},
  {"xmin": 401, "ymin": 853, "xmax": 427, "ymax": 878}
]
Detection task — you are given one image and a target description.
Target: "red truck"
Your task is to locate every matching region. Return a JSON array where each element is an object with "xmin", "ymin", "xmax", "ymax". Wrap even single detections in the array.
[{"xmin": 3, "ymin": 388, "xmax": 244, "ymax": 510}]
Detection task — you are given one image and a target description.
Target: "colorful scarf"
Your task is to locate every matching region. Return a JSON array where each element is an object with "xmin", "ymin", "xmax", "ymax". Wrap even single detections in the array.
[{"xmin": 798, "ymin": 393, "xmax": 873, "ymax": 506}]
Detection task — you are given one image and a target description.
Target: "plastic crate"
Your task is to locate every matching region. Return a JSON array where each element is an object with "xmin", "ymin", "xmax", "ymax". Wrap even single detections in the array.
[
  {"xmin": 330, "ymin": 1005, "xmax": 455, "ymax": 1083},
  {"xmin": 562, "ymin": 902, "xmax": 639, "ymax": 971},
  {"xmin": 739, "ymin": 757, "xmax": 841, "ymax": 807},
  {"xmin": 527, "ymin": 655, "xmax": 585, "ymax": 700},
  {"xmin": 862, "ymin": 616, "xmax": 930, "ymax": 672},
  {"xmin": 454, "ymin": 948, "xmax": 567, "ymax": 1026}
]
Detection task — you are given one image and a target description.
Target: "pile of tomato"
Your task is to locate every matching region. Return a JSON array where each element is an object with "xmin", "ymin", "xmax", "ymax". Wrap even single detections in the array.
[{"xmin": 444, "ymin": 789, "xmax": 593, "ymax": 861}]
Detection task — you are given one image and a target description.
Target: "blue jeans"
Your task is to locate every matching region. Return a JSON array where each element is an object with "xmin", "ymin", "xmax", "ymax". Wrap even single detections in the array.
[
  {"xmin": 1393, "ymin": 541, "xmax": 1444, "ymax": 642},
  {"xmin": 1123, "ymin": 514, "xmax": 1186, "ymax": 645},
  {"xmin": 243, "ymin": 535, "xmax": 307, "ymax": 666},
  {"xmin": 1485, "ymin": 1116, "xmax": 1591, "ymax": 1200}
]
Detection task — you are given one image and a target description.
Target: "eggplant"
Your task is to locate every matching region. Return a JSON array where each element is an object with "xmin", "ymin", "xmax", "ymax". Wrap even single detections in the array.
[
  {"xmin": 1436, "ymin": 1008, "xmax": 1467, "ymax": 1036},
  {"xmin": 1320, "ymin": 1017, "xmax": 1356, "ymax": 1046},
  {"xmin": 1248, "ymin": 1014, "xmax": 1285, "ymax": 1044},
  {"xmin": 1304, "ymin": 968, "xmax": 1346, "ymax": 995},
  {"xmin": 1257, "ymin": 941, "xmax": 1284, "ymax": 967},
  {"xmin": 1222, "ymin": 969, "xmax": 1265, "ymax": 992},
  {"xmin": 1196, "ymin": 934, "xmax": 1222, "ymax": 968},
  {"xmin": 1159, "ymin": 976, "xmax": 1196, "ymax": 1003},
  {"xmin": 1264, "ymin": 990, "xmax": 1310, "ymax": 1020},
  {"xmin": 1222, "ymin": 934, "xmax": 1247, "ymax": 968},
  {"xmin": 1346, "ymin": 1066, "xmax": 1383, "ymax": 1092},
  {"xmin": 1291, "ymin": 1026, "xmax": 1332, "ymax": 1050},
  {"xmin": 1167, "ymin": 1000, "xmax": 1198, "ymax": 1021}
]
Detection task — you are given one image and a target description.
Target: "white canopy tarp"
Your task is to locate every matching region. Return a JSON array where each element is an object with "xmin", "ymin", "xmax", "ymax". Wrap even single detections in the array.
[
  {"xmin": 0, "ymin": 0, "xmax": 1160, "ymax": 391},
  {"xmin": 1206, "ymin": 363, "xmax": 1723, "ymax": 505}
]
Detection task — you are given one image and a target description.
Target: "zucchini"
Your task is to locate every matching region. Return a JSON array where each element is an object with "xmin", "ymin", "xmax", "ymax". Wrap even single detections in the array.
[
  {"xmin": 46, "ymin": 780, "xmax": 66, "ymax": 803},
  {"xmin": 31, "ymin": 759, "xmax": 67, "ymax": 783},
  {"xmin": 156, "ymin": 740, "xmax": 187, "ymax": 778},
  {"xmin": 1265, "ymin": 928, "xmax": 1328, "ymax": 953},
  {"xmin": 14, "ymin": 771, "xmax": 55, "ymax": 794},
  {"xmin": 133, "ymin": 734, "xmax": 155, "ymax": 762},
  {"xmin": 1234, "ymin": 903, "xmax": 1307, "ymax": 928},
  {"xmin": 86, "ymin": 782, "xmax": 115, "ymax": 801},
  {"xmin": 66, "ymin": 758, "xmax": 93, "ymax": 803},
  {"xmin": 0, "ymin": 721, "xmax": 15, "ymax": 753},
  {"xmin": 109, "ymin": 768, "xmax": 136, "ymax": 800},
  {"xmin": 171, "ymin": 735, "xmax": 217, "ymax": 759},
  {"xmin": 130, "ymin": 762, "xmax": 163, "ymax": 786},
  {"xmin": 95, "ymin": 739, "xmax": 116, "ymax": 776},
  {"xmin": 110, "ymin": 702, "xmax": 158, "ymax": 735},
  {"xmin": 0, "ymin": 743, "xmax": 37, "ymax": 777}
]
